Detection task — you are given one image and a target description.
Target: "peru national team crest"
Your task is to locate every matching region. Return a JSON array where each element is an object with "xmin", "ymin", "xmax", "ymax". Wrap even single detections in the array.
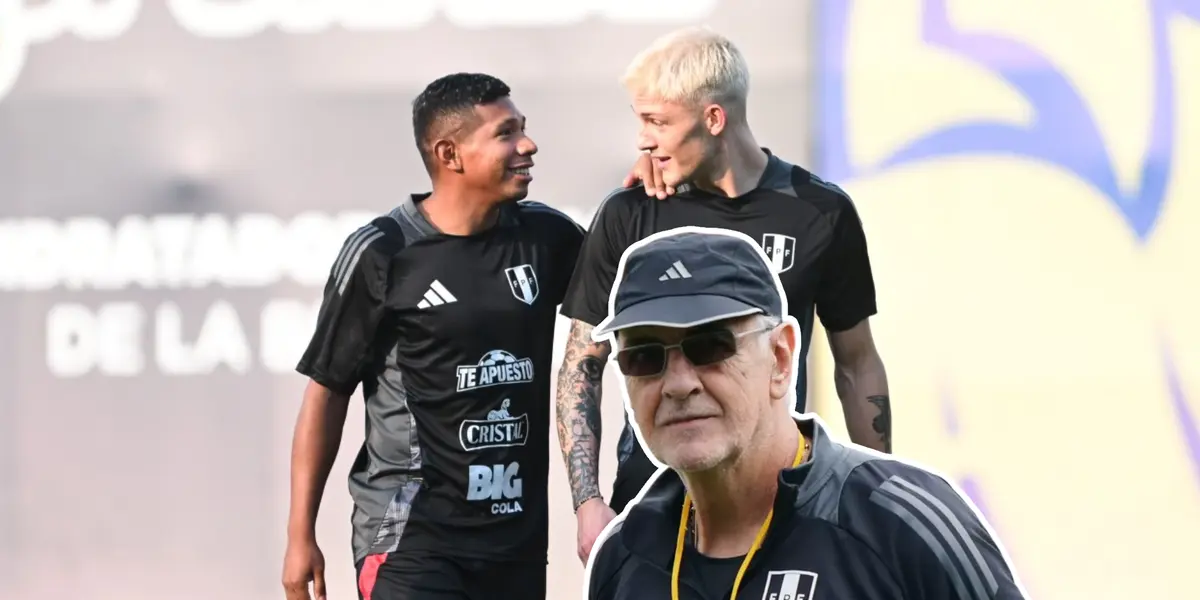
[
  {"xmin": 505, "ymin": 264, "xmax": 539, "ymax": 305},
  {"xmin": 762, "ymin": 233, "xmax": 796, "ymax": 273},
  {"xmin": 761, "ymin": 570, "xmax": 818, "ymax": 600}
]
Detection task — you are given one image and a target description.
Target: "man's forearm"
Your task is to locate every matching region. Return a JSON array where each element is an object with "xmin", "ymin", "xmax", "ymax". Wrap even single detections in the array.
[
  {"xmin": 287, "ymin": 380, "xmax": 350, "ymax": 542},
  {"xmin": 555, "ymin": 319, "xmax": 611, "ymax": 510},
  {"xmin": 833, "ymin": 355, "xmax": 891, "ymax": 453}
]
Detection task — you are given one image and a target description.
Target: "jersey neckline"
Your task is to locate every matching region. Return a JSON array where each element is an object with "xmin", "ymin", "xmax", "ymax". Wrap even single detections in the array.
[
  {"xmin": 393, "ymin": 192, "xmax": 520, "ymax": 242},
  {"xmin": 673, "ymin": 148, "xmax": 796, "ymax": 202}
]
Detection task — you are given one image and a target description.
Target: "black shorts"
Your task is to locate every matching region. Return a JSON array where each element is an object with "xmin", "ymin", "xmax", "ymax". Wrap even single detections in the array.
[
  {"xmin": 608, "ymin": 443, "xmax": 659, "ymax": 514},
  {"xmin": 355, "ymin": 552, "xmax": 546, "ymax": 600}
]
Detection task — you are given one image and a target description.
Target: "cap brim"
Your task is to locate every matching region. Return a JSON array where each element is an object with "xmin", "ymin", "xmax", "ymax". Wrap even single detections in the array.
[{"xmin": 592, "ymin": 294, "xmax": 764, "ymax": 340}]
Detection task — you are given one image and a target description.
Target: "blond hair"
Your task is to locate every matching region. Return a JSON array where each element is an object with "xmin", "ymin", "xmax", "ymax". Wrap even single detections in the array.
[{"xmin": 621, "ymin": 27, "xmax": 750, "ymax": 116}]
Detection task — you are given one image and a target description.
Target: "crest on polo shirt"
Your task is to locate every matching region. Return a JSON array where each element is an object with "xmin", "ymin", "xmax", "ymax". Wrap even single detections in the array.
[
  {"xmin": 761, "ymin": 234, "xmax": 796, "ymax": 273},
  {"xmin": 760, "ymin": 570, "xmax": 818, "ymax": 600},
  {"xmin": 504, "ymin": 264, "xmax": 539, "ymax": 305}
]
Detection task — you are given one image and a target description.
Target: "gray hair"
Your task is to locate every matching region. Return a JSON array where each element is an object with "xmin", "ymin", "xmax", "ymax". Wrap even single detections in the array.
[
  {"xmin": 758, "ymin": 314, "xmax": 782, "ymax": 328},
  {"xmin": 751, "ymin": 314, "xmax": 783, "ymax": 352}
]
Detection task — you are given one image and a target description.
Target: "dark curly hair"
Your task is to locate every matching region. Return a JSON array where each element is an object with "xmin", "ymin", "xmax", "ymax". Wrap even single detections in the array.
[{"xmin": 412, "ymin": 72, "xmax": 512, "ymax": 171}]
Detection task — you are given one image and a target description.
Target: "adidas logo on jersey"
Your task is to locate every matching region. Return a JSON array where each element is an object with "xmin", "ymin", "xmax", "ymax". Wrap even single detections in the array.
[
  {"xmin": 456, "ymin": 350, "xmax": 535, "ymax": 392},
  {"xmin": 417, "ymin": 280, "xmax": 457, "ymax": 309},
  {"xmin": 659, "ymin": 260, "xmax": 692, "ymax": 281}
]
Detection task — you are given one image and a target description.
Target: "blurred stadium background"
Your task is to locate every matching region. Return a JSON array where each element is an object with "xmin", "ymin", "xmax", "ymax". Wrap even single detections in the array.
[{"xmin": 1, "ymin": 1, "xmax": 1196, "ymax": 599}]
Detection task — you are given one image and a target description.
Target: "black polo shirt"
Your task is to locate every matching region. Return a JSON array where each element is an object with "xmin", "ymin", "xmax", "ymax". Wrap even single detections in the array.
[
  {"xmin": 562, "ymin": 150, "xmax": 877, "ymax": 414},
  {"xmin": 296, "ymin": 195, "xmax": 584, "ymax": 563}
]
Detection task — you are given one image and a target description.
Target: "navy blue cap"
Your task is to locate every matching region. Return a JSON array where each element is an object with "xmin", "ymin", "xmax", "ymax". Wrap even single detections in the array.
[{"xmin": 594, "ymin": 229, "xmax": 784, "ymax": 337}]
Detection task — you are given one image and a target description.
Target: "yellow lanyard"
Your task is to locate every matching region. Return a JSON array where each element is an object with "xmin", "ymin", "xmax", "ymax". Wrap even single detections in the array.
[{"xmin": 670, "ymin": 435, "xmax": 809, "ymax": 600}]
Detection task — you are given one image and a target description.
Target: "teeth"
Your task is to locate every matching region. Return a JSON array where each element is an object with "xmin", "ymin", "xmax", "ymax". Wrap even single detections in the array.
[{"xmin": 510, "ymin": 167, "xmax": 530, "ymax": 175}]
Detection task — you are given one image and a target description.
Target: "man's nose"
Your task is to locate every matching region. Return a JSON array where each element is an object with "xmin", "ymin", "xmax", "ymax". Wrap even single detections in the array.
[
  {"xmin": 636, "ymin": 130, "xmax": 656, "ymax": 153},
  {"xmin": 660, "ymin": 347, "xmax": 702, "ymax": 401},
  {"xmin": 518, "ymin": 135, "xmax": 538, "ymax": 155}
]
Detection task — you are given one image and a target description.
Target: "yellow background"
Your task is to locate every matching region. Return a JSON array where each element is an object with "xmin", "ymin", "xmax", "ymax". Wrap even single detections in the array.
[{"xmin": 809, "ymin": 1, "xmax": 1200, "ymax": 598}]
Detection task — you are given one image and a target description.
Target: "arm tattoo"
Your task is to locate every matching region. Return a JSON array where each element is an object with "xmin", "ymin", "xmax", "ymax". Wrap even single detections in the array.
[
  {"xmin": 867, "ymin": 395, "xmax": 892, "ymax": 453},
  {"xmin": 555, "ymin": 320, "xmax": 611, "ymax": 511},
  {"xmin": 569, "ymin": 356, "xmax": 604, "ymax": 502}
]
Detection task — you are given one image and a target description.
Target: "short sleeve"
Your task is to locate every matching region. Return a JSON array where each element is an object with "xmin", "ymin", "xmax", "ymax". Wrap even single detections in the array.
[
  {"xmin": 814, "ymin": 196, "xmax": 878, "ymax": 332},
  {"xmin": 295, "ymin": 223, "xmax": 399, "ymax": 396},
  {"xmin": 547, "ymin": 207, "xmax": 587, "ymax": 305},
  {"xmin": 561, "ymin": 191, "xmax": 634, "ymax": 326},
  {"xmin": 514, "ymin": 200, "xmax": 586, "ymax": 305},
  {"xmin": 842, "ymin": 462, "xmax": 1028, "ymax": 600},
  {"xmin": 556, "ymin": 219, "xmax": 585, "ymax": 302}
]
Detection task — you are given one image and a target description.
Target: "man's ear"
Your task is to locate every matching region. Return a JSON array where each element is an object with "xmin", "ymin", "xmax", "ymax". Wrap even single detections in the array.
[
  {"xmin": 703, "ymin": 103, "xmax": 727, "ymax": 136},
  {"xmin": 768, "ymin": 321, "xmax": 797, "ymax": 401},
  {"xmin": 432, "ymin": 139, "xmax": 463, "ymax": 173}
]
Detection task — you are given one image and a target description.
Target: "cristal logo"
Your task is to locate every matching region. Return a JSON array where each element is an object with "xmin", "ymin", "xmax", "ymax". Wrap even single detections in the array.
[{"xmin": 0, "ymin": 0, "xmax": 719, "ymax": 103}]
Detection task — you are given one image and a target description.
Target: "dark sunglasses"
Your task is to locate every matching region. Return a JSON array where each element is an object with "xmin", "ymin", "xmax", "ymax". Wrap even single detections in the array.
[{"xmin": 614, "ymin": 325, "xmax": 774, "ymax": 377}]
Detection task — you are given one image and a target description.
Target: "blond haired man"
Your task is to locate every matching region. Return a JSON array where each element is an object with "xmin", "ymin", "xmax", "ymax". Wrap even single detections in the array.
[{"xmin": 556, "ymin": 27, "xmax": 893, "ymax": 564}]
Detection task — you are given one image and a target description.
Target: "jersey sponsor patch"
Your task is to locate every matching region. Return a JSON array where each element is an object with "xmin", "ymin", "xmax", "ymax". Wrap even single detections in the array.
[
  {"xmin": 458, "ymin": 399, "xmax": 529, "ymax": 451},
  {"xmin": 761, "ymin": 570, "xmax": 819, "ymax": 600},
  {"xmin": 456, "ymin": 350, "xmax": 535, "ymax": 392},
  {"xmin": 466, "ymin": 461, "xmax": 524, "ymax": 515}
]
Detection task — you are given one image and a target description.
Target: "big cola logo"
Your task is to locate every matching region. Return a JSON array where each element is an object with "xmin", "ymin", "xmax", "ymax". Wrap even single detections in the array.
[{"xmin": 0, "ymin": 0, "xmax": 719, "ymax": 102}]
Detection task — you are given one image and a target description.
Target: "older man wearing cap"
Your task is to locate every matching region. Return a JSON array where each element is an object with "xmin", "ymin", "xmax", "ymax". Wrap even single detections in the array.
[{"xmin": 585, "ymin": 227, "xmax": 1026, "ymax": 600}]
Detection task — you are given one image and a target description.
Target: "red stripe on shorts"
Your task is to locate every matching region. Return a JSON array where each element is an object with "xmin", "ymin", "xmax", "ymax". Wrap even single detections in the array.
[{"xmin": 358, "ymin": 553, "xmax": 388, "ymax": 600}]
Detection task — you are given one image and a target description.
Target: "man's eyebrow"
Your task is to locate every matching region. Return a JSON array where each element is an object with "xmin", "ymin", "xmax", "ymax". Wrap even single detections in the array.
[
  {"xmin": 689, "ymin": 322, "xmax": 727, "ymax": 334},
  {"xmin": 493, "ymin": 115, "xmax": 522, "ymax": 132},
  {"xmin": 621, "ymin": 335, "xmax": 660, "ymax": 347},
  {"xmin": 630, "ymin": 105, "xmax": 662, "ymax": 118},
  {"xmin": 621, "ymin": 324, "xmax": 728, "ymax": 346}
]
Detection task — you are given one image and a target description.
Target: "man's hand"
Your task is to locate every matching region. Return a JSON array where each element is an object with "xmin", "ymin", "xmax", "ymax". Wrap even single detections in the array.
[
  {"xmin": 576, "ymin": 497, "xmax": 617, "ymax": 563},
  {"xmin": 283, "ymin": 381, "xmax": 349, "ymax": 600},
  {"xmin": 623, "ymin": 151, "xmax": 674, "ymax": 199},
  {"xmin": 282, "ymin": 537, "xmax": 327, "ymax": 600}
]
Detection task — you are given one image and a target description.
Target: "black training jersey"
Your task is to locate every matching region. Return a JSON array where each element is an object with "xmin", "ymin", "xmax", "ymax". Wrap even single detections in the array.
[
  {"xmin": 561, "ymin": 150, "xmax": 877, "ymax": 463},
  {"xmin": 587, "ymin": 417, "xmax": 1027, "ymax": 600},
  {"xmin": 296, "ymin": 194, "xmax": 584, "ymax": 564},
  {"xmin": 562, "ymin": 150, "xmax": 877, "ymax": 408}
]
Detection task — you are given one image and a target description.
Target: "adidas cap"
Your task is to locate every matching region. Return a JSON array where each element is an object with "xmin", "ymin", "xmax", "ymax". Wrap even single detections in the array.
[{"xmin": 593, "ymin": 227, "xmax": 785, "ymax": 338}]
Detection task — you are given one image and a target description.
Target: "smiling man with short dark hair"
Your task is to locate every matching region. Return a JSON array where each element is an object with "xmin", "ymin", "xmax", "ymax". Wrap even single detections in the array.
[{"xmin": 282, "ymin": 72, "xmax": 585, "ymax": 600}]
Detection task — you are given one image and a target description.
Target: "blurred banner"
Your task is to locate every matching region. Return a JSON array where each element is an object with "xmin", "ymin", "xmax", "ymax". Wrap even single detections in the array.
[
  {"xmin": 810, "ymin": 0, "xmax": 1199, "ymax": 598},
  {"xmin": 0, "ymin": 1, "xmax": 813, "ymax": 599}
]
